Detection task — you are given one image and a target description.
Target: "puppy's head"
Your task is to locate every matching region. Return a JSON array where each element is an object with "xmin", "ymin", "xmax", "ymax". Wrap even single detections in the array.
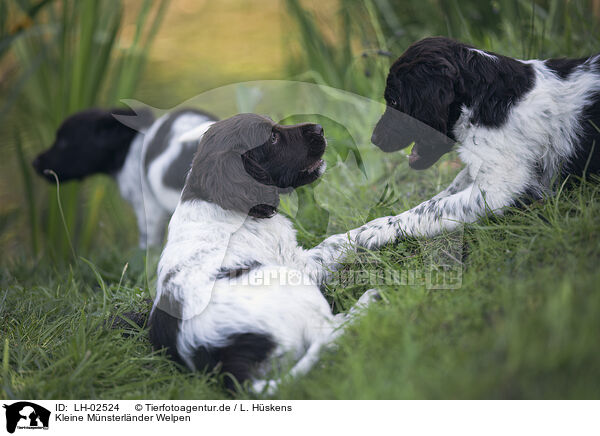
[
  {"xmin": 182, "ymin": 113, "xmax": 327, "ymax": 218},
  {"xmin": 371, "ymin": 37, "xmax": 461, "ymax": 170},
  {"xmin": 32, "ymin": 108, "xmax": 150, "ymax": 182}
]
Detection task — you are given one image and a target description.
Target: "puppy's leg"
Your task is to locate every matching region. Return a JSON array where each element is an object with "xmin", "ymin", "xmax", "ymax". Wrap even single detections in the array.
[
  {"xmin": 331, "ymin": 288, "xmax": 380, "ymax": 337},
  {"xmin": 144, "ymin": 210, "xmax": 169, "ymax": 248},
  {"xmin": 252, "ymin": 289, "xmax": 379, "ymax": 396},
  {"xmin": 346, "ymin": 288, "xmax": 381, "ymax": 319},
  {"xmin": 135, "ymin": 189, "xmax": 169, "ymax": 248},
  {"xmin": 431, "ymin": 167, "xmax": 473, "ymax": 200},
  {"xmin": 352, "ymin": 155, "xmax": 545, "ymax": 248},
  {"xmin": 301, "ymin": 170, "xmax": 474, "ymax": 282},
  {"xmin": 251, "ymin": 341, "xmax": 324, "ymax": 396},
  {"xmin": 354, "ymin": 186, "xmax": 482, "ymax": 248},
  {"xmin": 133, "ymin": 207, "xmax": 150, "ymax": 249}
]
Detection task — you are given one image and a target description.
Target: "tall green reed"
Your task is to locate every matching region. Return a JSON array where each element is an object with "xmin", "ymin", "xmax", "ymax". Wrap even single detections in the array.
[
  {"xmin": 284, "ymin": 0, "xmax": 389, "ymax": 97},
  {"xmin": 11, "ymin": 0, "xmax": 169, "ymax": 260}
]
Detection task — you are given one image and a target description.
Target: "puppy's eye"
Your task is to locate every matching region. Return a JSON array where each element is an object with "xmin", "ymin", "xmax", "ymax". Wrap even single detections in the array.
[
  {"xmin": 389, "ymin": 99, "xmax": 397, "ymax": 107},
  {"xmin": 270, "ymin": 132, "xmax": 279, "ymax": 144}
]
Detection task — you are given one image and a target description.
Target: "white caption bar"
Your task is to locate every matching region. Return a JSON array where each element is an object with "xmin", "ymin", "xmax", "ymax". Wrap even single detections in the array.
[{"xmin": 1, "ymin": 400, "xmax": 598, "ymax": 435}]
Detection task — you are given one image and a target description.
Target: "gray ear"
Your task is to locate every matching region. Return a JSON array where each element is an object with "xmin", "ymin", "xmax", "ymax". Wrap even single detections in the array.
[{"xmin": 182, "ymin": 144, "xmax": 280, "ymax": 218}]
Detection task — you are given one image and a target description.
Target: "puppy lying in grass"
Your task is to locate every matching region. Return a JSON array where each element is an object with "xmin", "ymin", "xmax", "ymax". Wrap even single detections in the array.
[
  {"xmin": 32, "ymin": 107, "xmax": 216, "ymax": 248},
  {"xmin": 363, "ymin": 37, "xmax": 600, "ymax": 246},
  {"xmin": 149, "ymin": 113, "xmax": 379, "ymax": 394}
]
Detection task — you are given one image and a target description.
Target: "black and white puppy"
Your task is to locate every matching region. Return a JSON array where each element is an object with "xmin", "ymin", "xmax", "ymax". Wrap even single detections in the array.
[
  {"xmin": 32, "ymin": 108, "xmax": 217, "ymax": 248},
  {"xmin": 361, "ymin": 37, "xmax": 600, "ymax": 244},
  {"xmin": 149, "ymin": 113, "xmax": 378, "ymax": 393}
]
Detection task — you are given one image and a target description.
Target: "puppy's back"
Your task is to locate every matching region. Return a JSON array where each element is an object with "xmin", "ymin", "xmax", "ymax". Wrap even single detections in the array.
[{"xmin": 143, "ymin": 109, "xmax": 217, "ymax": 212}]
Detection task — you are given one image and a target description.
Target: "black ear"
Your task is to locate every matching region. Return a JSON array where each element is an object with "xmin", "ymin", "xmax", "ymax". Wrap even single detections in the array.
[
  {"xmin": 401, "ymin": 63, "xmax": 458, "ymax": 136},
  {"xmin": 182, "ymin": 145, "xmax": 280, "ymax": 218},
  {"xmin": 240, "ymin": 152, "xmax": 275, "ymax": 186}
]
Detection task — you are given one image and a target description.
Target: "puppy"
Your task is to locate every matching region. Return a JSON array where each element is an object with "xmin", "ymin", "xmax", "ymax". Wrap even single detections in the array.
[
  {"xmin": 358, "ymin": 36, "xmax": 600, "ymax": 246},
  {"xmin": 149, "ymin": 114, "xmax": 378, "ymax": 393},
  {"xmin": 32, "ymin": 108, "xmax": 217, "ymax": 248}
]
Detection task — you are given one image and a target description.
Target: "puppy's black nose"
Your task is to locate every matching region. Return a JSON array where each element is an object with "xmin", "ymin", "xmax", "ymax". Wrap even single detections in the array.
[{"xmin": 313, "ymin": 124, "xmax": 323, "ymax": 136}]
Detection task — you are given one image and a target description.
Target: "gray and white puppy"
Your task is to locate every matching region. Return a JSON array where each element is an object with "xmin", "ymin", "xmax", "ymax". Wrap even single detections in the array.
[
  {"xmin": 32, "ymin": 108, "xmax": 217, "ymax": 248},
  {"xmin": 150, "ymin": 113, "xmax": 379, "ymax": 393}
]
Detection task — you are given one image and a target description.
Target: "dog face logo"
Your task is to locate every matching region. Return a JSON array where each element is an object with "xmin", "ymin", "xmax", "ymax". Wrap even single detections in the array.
[{"xmin": 2, "ymin": 402, "xmax": 50, "ymax": 434}]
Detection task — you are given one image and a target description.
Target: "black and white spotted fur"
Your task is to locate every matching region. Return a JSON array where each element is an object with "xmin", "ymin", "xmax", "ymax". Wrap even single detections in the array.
[
  {"xmin": 360, "ymin": 37, "xmax": 600, "ymax": 246},
  {"xmin": 32, "ymin": 108, "xmax": 217, "ymax": 248},
  {"xmin": 148, "ymin": 114, "xmax": 378, "ymax": 394}
]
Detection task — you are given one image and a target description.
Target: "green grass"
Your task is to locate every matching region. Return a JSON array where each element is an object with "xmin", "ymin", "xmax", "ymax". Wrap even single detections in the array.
[
  {"xmin": 2, "ymin": 160, "xmax": 600, "ymax": 398},
  {"xmin": 280, "ymin": 184, "xmax": 600, "ymax": 399}
]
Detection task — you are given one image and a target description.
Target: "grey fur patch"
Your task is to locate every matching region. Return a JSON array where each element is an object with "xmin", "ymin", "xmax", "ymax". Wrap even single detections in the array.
[
  {"xmin": 425, "ymin": 199, "xmax": 439, "ymax": 214},
  {"xmin": 215, "ymin": 261, "xmax": 262, "ymax": 280},
  {"xmin": 162, "ymin": 267, "xmax": 180, "ymax": 289}
]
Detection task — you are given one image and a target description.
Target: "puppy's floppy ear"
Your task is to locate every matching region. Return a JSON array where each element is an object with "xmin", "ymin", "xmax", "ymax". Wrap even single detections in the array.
[
  {"xmin": 240, "ymin": 152, "xmax": 274, "ymax": 186},
  {"xmin": 399, "ymin": 60, "xmax": 459, "ymax": 136},
  {"xmin": 182, "ymin": 134, "xmax": 280, "ymax": 218}
]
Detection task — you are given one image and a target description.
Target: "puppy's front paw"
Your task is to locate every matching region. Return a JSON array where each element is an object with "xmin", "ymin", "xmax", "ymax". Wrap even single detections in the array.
[
  {"xmin": 347, "ymin": 288, "xmax": 382, "ymax": 318},
  {"xmin": 355, "ymin": 216, "xmax": 399, "ymax": 250},
  {"xmin": 357, "ymin": 288, "xmax": 381, "ymax": 307}
]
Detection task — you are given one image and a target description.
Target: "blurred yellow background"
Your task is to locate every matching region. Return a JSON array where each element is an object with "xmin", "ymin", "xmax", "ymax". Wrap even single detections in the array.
[{"xmin": 129, "ymin": 0, "xmax": 339, "ymax": 107}]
